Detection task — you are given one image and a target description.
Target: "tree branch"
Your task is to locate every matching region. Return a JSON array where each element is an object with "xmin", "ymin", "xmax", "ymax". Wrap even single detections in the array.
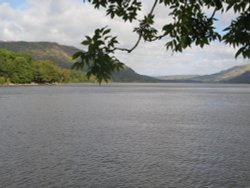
[
  {"xmin": 210, "ymin": 7, "xmax": 217, "ymax": 20},
  {"xmin": 115, "ymin": 0, "xmax": 159, "ymax": 53},
  {"xmin": 149, "ymin": 0, "xmax": 159, "ymax": 15}
]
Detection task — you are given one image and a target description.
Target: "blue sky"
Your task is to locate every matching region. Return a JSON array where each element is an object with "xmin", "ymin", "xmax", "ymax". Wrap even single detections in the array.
[
  {"xmin": 0, "ymin": 0, "xmax": 24, "ymax": 8},
  {"xmin": 0, "ymin": 0, "xmax": 249, "ymax": 76},
  {"xmin": 9, "ymin": 0, "xmax": 23, "ymax": 8}
]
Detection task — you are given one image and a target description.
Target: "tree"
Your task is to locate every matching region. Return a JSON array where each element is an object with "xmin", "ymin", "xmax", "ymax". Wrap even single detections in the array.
[
  {"xmin": 0, "ymin": 49, "xmax": 93, "ymax": 84},
  {"xmin": 10, "ymin": 56, "xmax": 34, "ymax": 83},
  {"xmin": 72, "ymin": 27, "xmax": 124, "ymax": 84},
  {"xmin": 33, "ymin": 60, "xmax": 62, "ymax": 83},
  {"xmin": 73, "ymin": 0, "xmax": 250, "ymax": 84},
  {"xmin": 0, "ymin": 49, "xmax": 34, "ymax": 83}
]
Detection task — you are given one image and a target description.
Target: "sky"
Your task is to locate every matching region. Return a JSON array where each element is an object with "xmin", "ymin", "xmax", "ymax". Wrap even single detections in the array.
[{"xmin": 0, "ymin": 0, "xmax": 249, "ymax": 76}]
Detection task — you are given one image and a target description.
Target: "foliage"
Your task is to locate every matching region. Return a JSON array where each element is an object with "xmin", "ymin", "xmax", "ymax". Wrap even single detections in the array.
[
  {"xmin": 33, "ymin": 60, "xmax": 62, "ymax": 83},
  {"xmin": 0, "ymin": 76, "xmax": 6, "ymax": 84},
  {"xmin": 76, "ymin": 0, "xmax": 250, "ymax": 82},
  {"xmin": 0, "ymin": 49, "xmax": 34, "ymax": 83},
  {"xmin": 0, "ymin": 49, "xmax": 93, "ymax": 84},
  {"xmin": 73, "ymin": 27, "xmax": 124, "ymax": 84},
  {"xmin": 0, "ymin": 41, "xmax": 76, "ymax": 69},
  {"xmin": 223, "ymin": 10, "xmax": 250, "ymax": 58},
  {"xmin": 68, "ymin": 70, "xmax": 96, "ymax": 83}
]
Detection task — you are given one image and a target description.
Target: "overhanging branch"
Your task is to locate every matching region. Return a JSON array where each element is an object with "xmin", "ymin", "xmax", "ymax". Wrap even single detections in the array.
[{"xmin": 115, "ymin": 0, "xmax": 159, "ymax": 53}]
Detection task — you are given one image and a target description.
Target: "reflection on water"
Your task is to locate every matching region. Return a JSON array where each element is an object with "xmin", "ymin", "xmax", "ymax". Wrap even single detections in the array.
[{"xmin": 0, "ymin": 84, "xmax": 250, "ymax": 187}]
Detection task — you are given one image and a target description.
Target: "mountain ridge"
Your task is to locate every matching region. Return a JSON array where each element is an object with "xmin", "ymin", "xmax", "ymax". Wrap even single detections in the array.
[
  {"xmin": 192, "ymin": 64, "xmax": 250, "ymax": 83},
  {"xmin": 1, "ymin": 41, "xmax": 249, "ymax": 84},
  {"xmin": 156, "ymin": 64, "xmax": 250, "ymax": 84}
]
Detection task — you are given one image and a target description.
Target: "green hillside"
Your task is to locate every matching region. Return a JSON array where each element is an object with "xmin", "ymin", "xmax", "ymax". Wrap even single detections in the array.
[
  {"xmin": 0, "ymin": 41, "xmax": 158, "ymax": 82},
  {"xmin": 0, "ymin": 49, "xmax": 95, "ymax": 84},
  {"xmin": 0, "ymin": 41, "xmax": 77, "ymax": 68}
]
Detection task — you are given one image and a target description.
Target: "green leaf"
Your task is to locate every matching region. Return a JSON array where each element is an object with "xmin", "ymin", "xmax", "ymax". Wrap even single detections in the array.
[
  {"xmin": 81, "ymin": 40, "xmax": 90, "ymax": 46},
  {"xmin": 72, "ymin": 51, "xmax": 83, "ymax": 59}
]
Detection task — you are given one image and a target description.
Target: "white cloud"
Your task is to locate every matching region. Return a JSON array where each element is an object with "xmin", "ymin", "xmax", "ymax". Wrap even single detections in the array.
[{"xmin": 0, "ymin": 0, "xmax": 249, "ymax": 76}]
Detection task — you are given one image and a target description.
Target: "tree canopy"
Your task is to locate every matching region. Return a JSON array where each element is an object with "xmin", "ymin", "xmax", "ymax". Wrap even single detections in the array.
[
  {"xmin": 73, "ymin": 0, "xmax": 250, "ymax": 84},
  {"xmin": 0, "ymin": 49, "xmax": 95, "ymax": 84}
]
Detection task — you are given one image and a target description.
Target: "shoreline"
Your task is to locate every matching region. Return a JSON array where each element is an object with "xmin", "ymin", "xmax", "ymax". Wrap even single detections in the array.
[
  {"xmin": 0, "ymin": 83, "xmax": 56, "ymax": 87},
  {"xmin": 0, "ymin": 83, "xmax": 83, "ymax": 87},
  {"xmin": 0, "ymin": 82, "xmax": 108, "ymax": 87},
  {"xmin": 1, "ymin": 82, "xmax": 250, "ymax": 88}
]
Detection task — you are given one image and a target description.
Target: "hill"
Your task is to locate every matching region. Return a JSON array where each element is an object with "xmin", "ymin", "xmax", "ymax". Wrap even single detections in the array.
[
  {"xmin": 0, "ymin": 41, "xmax": 158, "ymax": 82},
  {"xmin": 191, "ymin": 64, "xmax": 250, "ymax": 83},
  {"xmin": 112, "ymin": 66, "xmax": 158, "ymax": 82},
  {"xmin": 156, "ymin": 75, "xmax": 199, "ymax": 81},
  {"xmin": 0, "ymin": 41, "xmax": 77, "ymax": 68},
  {"xmin": 157, "ymin": 64, "xmax": 250, "ymax": 84},
  {"xmin": 226, "ymin": 71, "xmax": 250, "ymax": 83}
]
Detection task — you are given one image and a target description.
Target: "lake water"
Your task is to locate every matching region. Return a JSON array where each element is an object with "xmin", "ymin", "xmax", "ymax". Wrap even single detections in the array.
[{"xmin": 0, "ymin": 83, "xmax": 250, "ymax": 188}]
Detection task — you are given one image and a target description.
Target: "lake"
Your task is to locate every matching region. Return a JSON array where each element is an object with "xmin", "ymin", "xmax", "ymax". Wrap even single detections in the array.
[{"xmin": 0, "ymin": 83, "xmax": 250, "ymax": 187}]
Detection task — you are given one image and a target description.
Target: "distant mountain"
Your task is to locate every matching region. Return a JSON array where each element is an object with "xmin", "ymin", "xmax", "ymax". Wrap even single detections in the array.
[
  {"xmin": 112, "ymin": 66, "xmax": 159, "ymax": 82},
  {"xmin": 192, "ymin": 64, "xmax": 250, "ymax": 83},
  {"xmin": 156, "ymin": 75, "xmax": 199, "ymax": 81},
  {"xmin": 1, "ymin": 41, "xmax": 249, "ymax": 84},
  {"xmin": 226, "ymin": 71, "xmax": 250, "ymax": 83},
  {"xmin": 157, "ymin": 64, "xmax": 250, "ymax": 84},
  {"xmin": 0, "ymin": 41, "xmax": 158, "ymax": 82}
]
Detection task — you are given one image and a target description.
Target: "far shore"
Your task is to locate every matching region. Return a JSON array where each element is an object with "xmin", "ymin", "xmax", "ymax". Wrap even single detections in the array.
[
  {"xmin": 1, "ymin": 82, "xmax": 250, "ymax": 88},
  {"xmin": 0, "ymin": 82, "xmax": 97, "ymax": 87},
  {"xmin": 0, "ymin": 82, "xmax": 87, "ymax": 87}
]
